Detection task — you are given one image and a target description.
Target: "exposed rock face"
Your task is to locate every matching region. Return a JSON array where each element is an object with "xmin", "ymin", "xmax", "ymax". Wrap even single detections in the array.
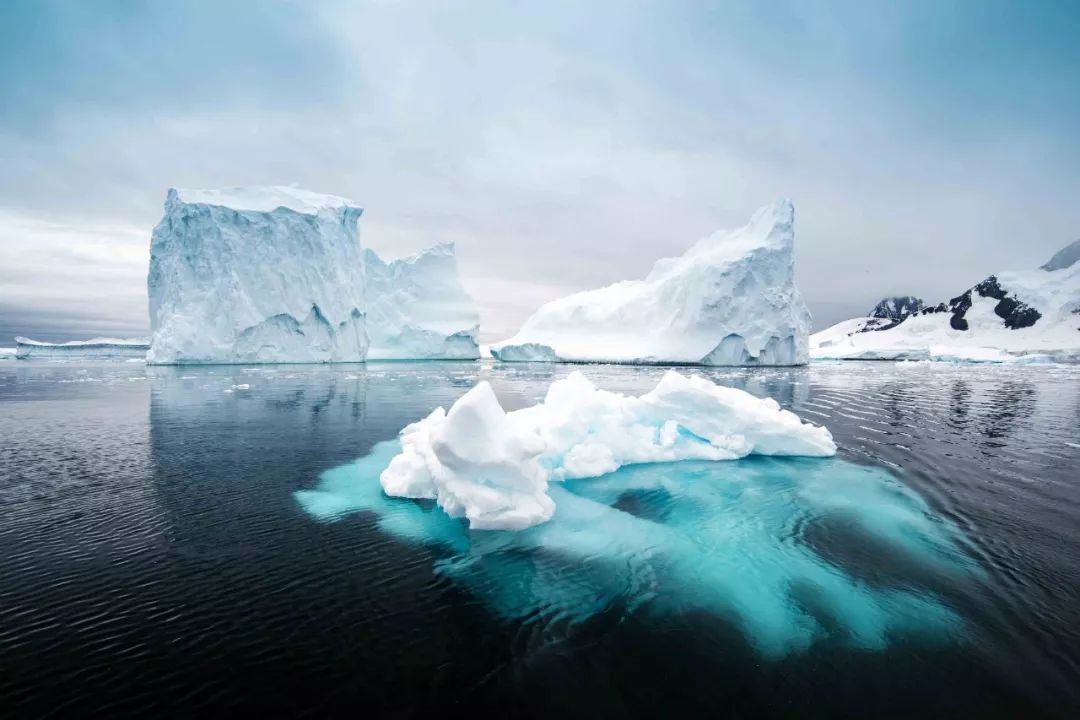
[
  {"xmin": 945, "ymin": 276, "xmax": 1042, "ymax": 331},
  {"xmin": 870, "ymin": 296, "xmax": 924, "ymax": 321}
]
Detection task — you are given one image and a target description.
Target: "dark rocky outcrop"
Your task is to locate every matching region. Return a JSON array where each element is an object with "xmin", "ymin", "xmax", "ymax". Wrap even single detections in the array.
[
  {"xmin": 946, "ymin": 276, "xmax": 1041, "ymax": 331},
  {"xmin": 870, "ymin": 296, "xmax": 924, "ymax": 321}
]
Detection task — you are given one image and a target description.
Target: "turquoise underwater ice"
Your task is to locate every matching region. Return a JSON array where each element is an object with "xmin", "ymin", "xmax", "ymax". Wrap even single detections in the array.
[{"xmin": 296, "ymin": 440, "xmax": 978, "ymax": 657}]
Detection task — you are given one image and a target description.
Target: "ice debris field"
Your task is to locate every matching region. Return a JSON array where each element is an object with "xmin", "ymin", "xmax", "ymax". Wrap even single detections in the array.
[{"xmin": 297, "ymin": 372, "xmax": 978, "ymax": 657}]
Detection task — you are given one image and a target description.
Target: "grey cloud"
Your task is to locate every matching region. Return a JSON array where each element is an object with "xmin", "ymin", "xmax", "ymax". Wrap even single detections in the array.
[{"xmin": 1, "ymin": 0, "xmax": 1078, "ymax": 341}]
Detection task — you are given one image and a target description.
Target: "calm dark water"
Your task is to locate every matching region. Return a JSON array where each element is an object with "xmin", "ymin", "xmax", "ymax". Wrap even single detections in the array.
[{"xmin": 1, "ymin": 359, "xmax": 1078, "ymax": 718}]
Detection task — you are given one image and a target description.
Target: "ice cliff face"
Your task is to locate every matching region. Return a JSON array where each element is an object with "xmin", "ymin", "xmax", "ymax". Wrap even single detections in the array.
[
  {"xmin": 364, "ymin": 243, "xmax": 480, "ymax": 360},
  {"xmin": 811, "ymin": 240, "xmax": 1080, "ymax": 363},
  {"xmin": 147, "ymin": 187, "xmax": 367, "ymax": 365},
  {"xmin": 492, "ymin": 199, "xmax": 812, "ymax": 366}
]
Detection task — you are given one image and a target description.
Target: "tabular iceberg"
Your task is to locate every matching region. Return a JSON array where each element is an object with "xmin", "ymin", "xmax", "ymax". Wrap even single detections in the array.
[
  {"xmin": 379, "ymin": 370, "xmax": 836, "ymax": 530},
  {"xmin": 811, "ymin": 240, "xmax": 1080, "ymax": 363},
  {"xmin": 14, "ymin": 336, "xmax": 149, "ymax": 359},
  {"xmin": 364, "ymin": 243, "xmax": 480, "ymax": 360},
  {"xmin": 147, "ymin": 186, "xmax": 367, "ymax": 365},
  {"xmin": 491, "ymin": 199, "xmax": 812, "ymax": 366}
]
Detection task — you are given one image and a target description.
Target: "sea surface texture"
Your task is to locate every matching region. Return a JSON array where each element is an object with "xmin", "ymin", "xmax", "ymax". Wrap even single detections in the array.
[{"xmin": 1, "ymin": 360, "xmax": 1078, "ymax": 718}]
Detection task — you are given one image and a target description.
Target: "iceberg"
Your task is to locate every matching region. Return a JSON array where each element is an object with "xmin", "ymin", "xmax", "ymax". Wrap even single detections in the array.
[
  {"xmin": 379, "ymin": 370, "xmax": 835, "ymax": 530},
  {"xmin": 147, "ymin": 186, "xmax": 367, "ymax": 365},
  {"xmin": 811, "ymin": 241, "xmax": 1080, "ymax": 363},
  {"xmin": 364, "ymin": 243, "xmax": 480, "ymax": 360},
  {"xmin": 491, "ymin": 199, "xmax": 812, "ymax": 366},
  {"xmin": 14, "ymin": 336, "xmax": 149, "ymax": 359},
  {"xmin": 298, "ymin": 374, "xmax": 975, "ymax": 657}
]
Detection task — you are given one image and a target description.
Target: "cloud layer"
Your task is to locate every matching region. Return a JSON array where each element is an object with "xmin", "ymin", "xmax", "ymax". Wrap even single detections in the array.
[{"xmin": 1, "ymin": 0, "xmax": 1078, "ymax": 342}]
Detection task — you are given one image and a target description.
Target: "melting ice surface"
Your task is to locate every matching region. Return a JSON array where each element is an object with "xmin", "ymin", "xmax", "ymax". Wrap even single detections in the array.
[{"xmin": 297, "ymin": 425, "xmax": 978, "ymax": 659}]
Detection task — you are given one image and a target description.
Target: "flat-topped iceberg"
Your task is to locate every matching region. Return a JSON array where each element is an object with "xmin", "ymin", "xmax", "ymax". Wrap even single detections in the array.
[
  {"xmin": 491, "ymin": 199, "xmax": 812, "ymax": 366},
  {"xmin": 147, "ymin": 186, "xmax": 367, "ymax": 365},
  {"xmin": 364, "ymin": 243, "xmax": 480, "ymax": 360},
  {"xmin": 812, "ymin": 241, "xmax": 1080, "ymax": 363},
  {"xmin": 14, "ymin": 336, "xmax": 149, "ymax": 359},
  {"xmin": 379, "ymin": 370, "xmax": 836, "ymax": 530}
]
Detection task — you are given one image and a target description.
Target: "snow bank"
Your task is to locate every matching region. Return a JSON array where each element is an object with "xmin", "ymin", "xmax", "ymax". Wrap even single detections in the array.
[
  {"xmin": 812, "ymin": 243, "xmax": 1080, "ymax": 363},
  {"xmin": 491, "ymin": 199, "xmax": 812, "ymax": 366},
  {"xmin": 365, "ymin": 243, "xmax": 480, "ymax": 360},
  {"xmin": 379, "ymin": 370, "xmax": 835, "ymax": 529},
  {"xmin": 147, "ymin": 186, "xmax": 367, "ymax": 365},
  {"xmin": 14, "ymin": 336, "xmax": 149, "ymax": 359}
]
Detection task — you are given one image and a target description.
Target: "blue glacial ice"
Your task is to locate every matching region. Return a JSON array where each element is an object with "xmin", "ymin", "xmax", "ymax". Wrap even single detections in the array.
[{"xmin": 297, "ymin": 373, "xmax": 978, "ymax": 658}]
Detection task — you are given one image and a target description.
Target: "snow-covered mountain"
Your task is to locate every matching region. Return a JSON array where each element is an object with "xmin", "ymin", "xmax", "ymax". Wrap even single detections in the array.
[
  {"xmin": 492, "ymin": 199, "xmax": 812, "ymax": 366},
  {"xmin": 146, "ymin": 187, "xmax": 368, "ymax": 365},
  {"xmin": 1041, "ymin": 238, "xmax": 1080, "ymax": 272},
  {"xmin": 364, "ymin": 243, "xmax": 480, "ymax": 360},
  {"xmin": 812, "ymin": 242, "xmax": 1080, "ymax": 362}
]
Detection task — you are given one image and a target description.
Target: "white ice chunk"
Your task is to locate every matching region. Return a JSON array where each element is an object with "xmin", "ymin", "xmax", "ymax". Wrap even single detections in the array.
[
  {"xmin": 381, "ymin": 381, "xmax": 552, "ymax": 530},
  {"xmin": 491, "ymin": 199, "xmax": 812, "ymax": 366},
  {"xmin": 364, "ymin": 243, "xmax": 480, "ymax": 360},
  {"xmin": 147, "ymin": 186, "xmax": 367, "ymax": 365},
  {"xmin": 380, "ymin": 370, "xmax": 835, "ymax": 530}
]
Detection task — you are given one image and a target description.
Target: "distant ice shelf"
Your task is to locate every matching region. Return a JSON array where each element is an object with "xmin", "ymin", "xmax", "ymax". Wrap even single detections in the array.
[
  {"xmin": 14, "ymin": 336, "xmax": 149, "ymax": 359},
  {"xmin": 491, "ymin": 199, "xmax": 812, "ymax": 366}
]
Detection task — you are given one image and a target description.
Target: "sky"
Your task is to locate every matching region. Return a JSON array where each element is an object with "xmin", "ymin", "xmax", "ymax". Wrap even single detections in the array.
[{"xmin": 1, "ymin": 0, "xmax": 1079, "ymax": 343}]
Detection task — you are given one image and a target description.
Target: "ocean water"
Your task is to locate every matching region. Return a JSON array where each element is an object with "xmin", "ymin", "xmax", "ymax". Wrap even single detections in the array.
[{"xmin": 1, "ymin": 359, "xmax": 1078, "ymax": 718}]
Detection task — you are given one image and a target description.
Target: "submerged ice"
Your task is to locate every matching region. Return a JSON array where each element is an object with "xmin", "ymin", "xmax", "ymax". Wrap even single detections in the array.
[
  {"xmin": 378, "ymin": 371, "xmax": 835, "ymax": 530},
  {"xmin": 297, "ymin": 439, "xmax": 975, "ymax": 658}
]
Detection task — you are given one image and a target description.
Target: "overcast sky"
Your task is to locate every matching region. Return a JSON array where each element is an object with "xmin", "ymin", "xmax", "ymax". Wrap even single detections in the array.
[{"xmin": 1, "ymin": 0, "xmax": 1078, "ymax": 343}]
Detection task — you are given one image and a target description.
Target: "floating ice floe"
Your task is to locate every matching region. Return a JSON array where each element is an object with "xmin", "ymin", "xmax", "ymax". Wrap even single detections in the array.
[{"xmin": 378, "ymin": 370, "xmax": 835, "ymax": 530}]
